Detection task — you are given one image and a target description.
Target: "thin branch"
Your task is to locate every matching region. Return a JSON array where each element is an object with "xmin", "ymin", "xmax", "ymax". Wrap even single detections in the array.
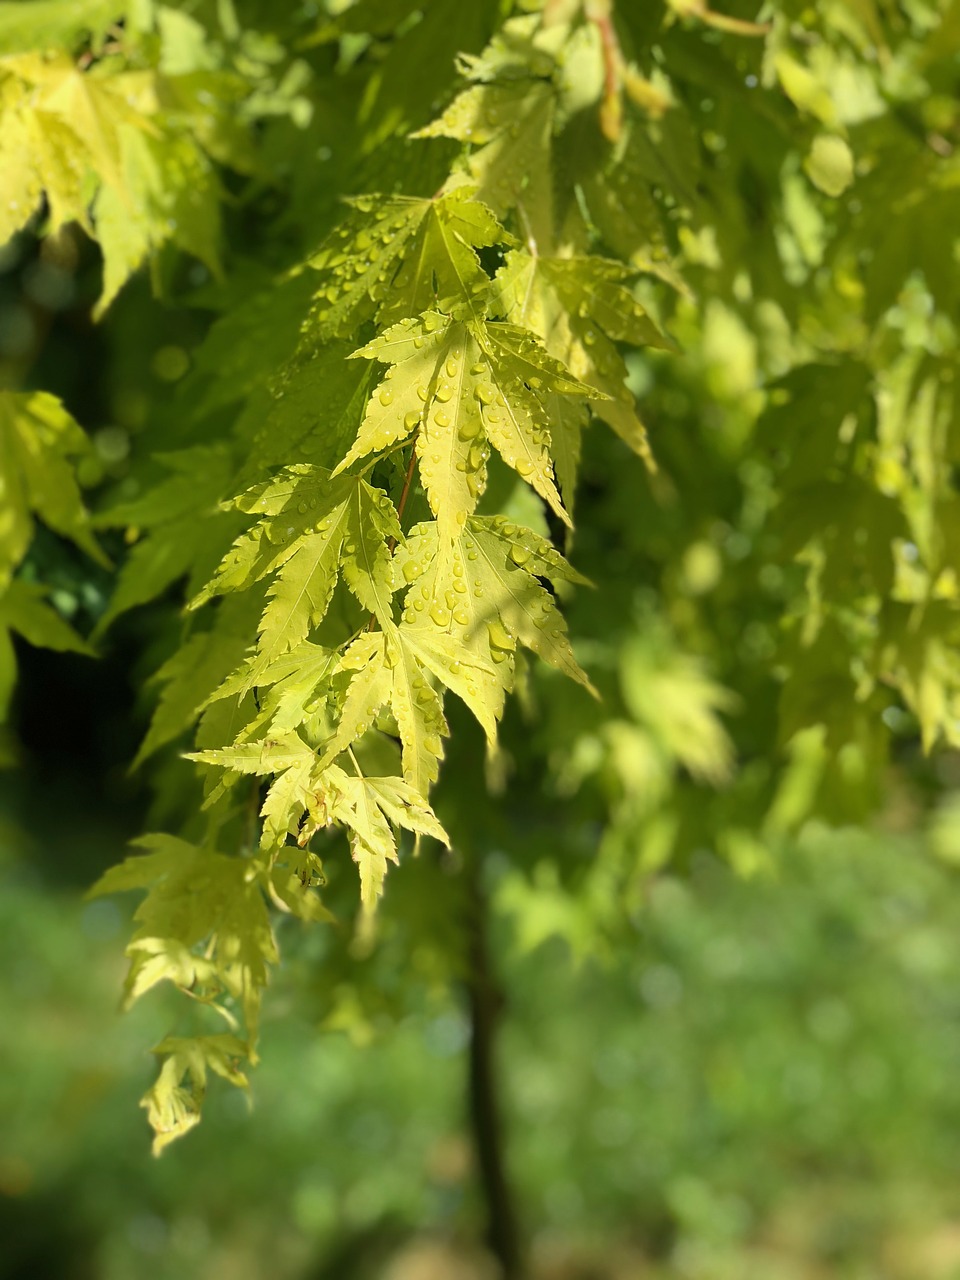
[{"xmin": 390, "ymin": 431, "xmax": 420, "ymax": 553}]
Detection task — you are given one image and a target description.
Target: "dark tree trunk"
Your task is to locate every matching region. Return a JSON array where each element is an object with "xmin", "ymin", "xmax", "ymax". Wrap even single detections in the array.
[{"xmin": 465, "ymin": 872, "xmax": 524, "ymax": 1279}]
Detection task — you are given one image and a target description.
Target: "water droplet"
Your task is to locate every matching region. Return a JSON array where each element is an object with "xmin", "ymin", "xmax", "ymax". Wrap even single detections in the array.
[
  {"xmin": 435, "ymin": 411, "xmax": 451, "ymax": 428},
  {"xmin": 446, "ymin": 358, "xmax": 458, "ymax": 378},
  {"xmin": 458, "ymin": 417, "xmax": 481, "ymax": 441},
  {"xmin": 403, "ymin": 560, "xmax": 420, "ymax": 583},
  {"xmin": 297, "ymin": 501, "xmax": 308, "ymax": 513},
  {"xmin": 414, "ymin": 336, "xmax": 425, "ymax": 349},
  {"xmin": 509, "ymin": 544, "xmax": 531, "ymax": 566},
  {"xmin": 430, "ymin": 604, "xmax": 451, "ymax": 627},
  {"xmin": 515, "ymin": 459, "xmax": 534, "ymax": 478},
  {"xmin": 417, "ymin": 386, "xmax": 429, "ymax": 401},
  {"xmin": 379, "ymin": 388, "xmax": 394, "ymax": 406},
  {"xmin": 435, "ymin": 384, "xmax": 453, "ymax": 403},
  {"xmin": 404, "ymin": 608, "xmax": 416, "ymax": 624},
  {"xmin": 454, "ymin": 607, "xmax": 470, "ymax": 625},
  {"xmin": 405, "ymin": 411, "xmax": 421, "ymax": 430}
]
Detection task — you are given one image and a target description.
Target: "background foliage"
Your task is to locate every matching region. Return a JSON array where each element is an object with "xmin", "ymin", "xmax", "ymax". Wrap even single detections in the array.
[{"xmin": 2, "ymin": 0, "xmax": 960, "ymax": 1273}]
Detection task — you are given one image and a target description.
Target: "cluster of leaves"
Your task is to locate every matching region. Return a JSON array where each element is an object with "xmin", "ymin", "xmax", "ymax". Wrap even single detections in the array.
[{"xmin": 2, "ymin": 0, "xmax": 959, "ymax": 1152}]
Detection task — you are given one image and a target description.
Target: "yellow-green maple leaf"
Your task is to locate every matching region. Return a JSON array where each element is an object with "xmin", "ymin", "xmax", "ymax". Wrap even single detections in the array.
[
  {"xmin": 139, "ymin": 1034, "xmax": 249, "ymax": 1156},
  {"xmin": 316, "ymin": 628, "xmax": 452, "ymax": 798},
  {"xmin": 495, "ymin": 250, "xmax": 673, "ymax": 462},
  {"xmin": 193, "ymin": 466, "xmax": 400, "ymax": 687},
  {"xmin": 340, "ymin": 311, "xmax": 596, "ymax": 536},
  {"xmin": 314, "ymin": 763, "xmax": 449, "ymax": 909},
  {"xmin": 396, "ymin": 515, "xmax": 595, "ymax": 702},
  {"xmin": 304, "ymin": 187, "xmax": 509, "ymax": 340},
  {"xmin": 88, "ymin": 833, "xmax": 279, "ymax": 1049}
]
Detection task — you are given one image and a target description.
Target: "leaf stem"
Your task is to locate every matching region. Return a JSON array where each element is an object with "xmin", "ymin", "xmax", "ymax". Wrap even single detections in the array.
[
  {"xmin": 586, "ymin": 0, "xmax": 625, "ymax": 142},
  {"xmin": 390, "ymin": 431, "xmax": 420, "ymax": 553}
]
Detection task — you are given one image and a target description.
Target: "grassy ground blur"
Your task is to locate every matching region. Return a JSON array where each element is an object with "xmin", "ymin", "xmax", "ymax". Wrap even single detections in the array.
[{"xmin": 4, "ymin": 786, "xmax": 960, "ymax": 1279}]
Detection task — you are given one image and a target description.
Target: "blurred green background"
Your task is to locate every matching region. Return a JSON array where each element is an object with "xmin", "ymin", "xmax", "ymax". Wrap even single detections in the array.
[{"xmin": 6, "ymin": 762, "xmax": 960, "ymax": 1279}]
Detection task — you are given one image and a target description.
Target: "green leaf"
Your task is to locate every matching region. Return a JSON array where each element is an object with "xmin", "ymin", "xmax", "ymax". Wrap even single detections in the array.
[
  {"xmin": 316, "ymin": 628, "xmax": 448, "ymax": 797},
  {"xmin": 416, "ymin": 79, "xmax": 556, "ymax": 243},
  {"xmin": 804, "ymin": 133, "xmax": 855, "ymax": 197},
  {"xmin": 344, "ymin": 311, "xmax": 596, "ymax": 535},
  {"xmin": 194, "ymin": 467, "xmax": 400, "ymax": 682},
  {"xmin": 494, "ymin": 250, "xmax": 670, "ymax": 463},
  {"xmin": 394, "ymin": 515, "xmax": 595, "ymax": 722},
  {"xmin": 0, "ymin": 0, "xmax": 125, "ymax": 55},
  {"xmin": 304, "ymin": 188, "xmax": 510, "ymax": 340},
  {"xmin": 0, "ymin": 390, "xmax": 104, "ymax": 584},
  {"xmin": 319, "ymin": 763, "xmax": 449, "ymax": 908},
  {"xmin": 140, "ymin": 1034, "xmax": 250, "ymax": 1156},
  {"xmin": 0, "ymin": 579, "xmax": 94, "ymax": 724},
  {"xmin": 133, "ymin": 595, "xmax": 257, "ymax": 768},
  {"xmin": 93, "ymin": 123, "xmax": 222, "ymax": 315},
  {"xmin": 0, "ymin": 579, "xmax": 94, "ymax": 654},
  {"xmin": 88, "ymin": 832, "xmax": 279, "ymax": 1050}
]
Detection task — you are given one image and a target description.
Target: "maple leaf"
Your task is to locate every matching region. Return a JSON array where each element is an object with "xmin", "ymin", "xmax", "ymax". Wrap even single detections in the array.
[
  {"xmin": 339, "ymin": 311, "xmax": 597, "ymax": 536},
  {"xmin": 312, "ymin": 763, "xmax": 450, "ymax": 909},
  {"xmin": 204, "ymin": 641, "xmax": 338, "ymax": 739},
  {"xmin": 304, "ymin": 187, "xmax": 510, "ymax": 340},
  {"xmin": 140, "ymin": 1034, "xmax": 250, "ymax": 1156},
  {"xmin": 393, "ymin": 515, "xmax": 596, "ymax": 738},
  {"xmin": 93, "ymin": 445, "xmax": 241, "ymax": 634},
  {"xmin": 132, "ymin": 594, "xmax": 257, "ymax": 768},
  {"xmin": 315, "ymin": 628, "xmax": 450, "ymax": 798},
  {"xmin": 0, "ymin": 52, "xmax": 224, "ymax": 310},
  {"xmin": 494, "ymin": 250, "xmax": 673, "ymax": 463},
  {"xmin": 193, "ymin": 466, "xmax": 400, "ymax": 687},
  {"xmin": 88, "ymin": 833, "xmax": 279, "ymax": 1048},
  {"xmin": 413, "ymin": 17, "xmax": 559, "ymax": 241},
  {"xmin": 0, "ymin": 390, "xmax": 104, "ymax": 585}
]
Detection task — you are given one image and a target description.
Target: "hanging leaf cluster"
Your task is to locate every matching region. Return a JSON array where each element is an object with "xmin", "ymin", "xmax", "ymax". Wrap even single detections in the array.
[{"xmin": 3, "ymin": 0, "xmax": 959, "ymax": 1151}]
